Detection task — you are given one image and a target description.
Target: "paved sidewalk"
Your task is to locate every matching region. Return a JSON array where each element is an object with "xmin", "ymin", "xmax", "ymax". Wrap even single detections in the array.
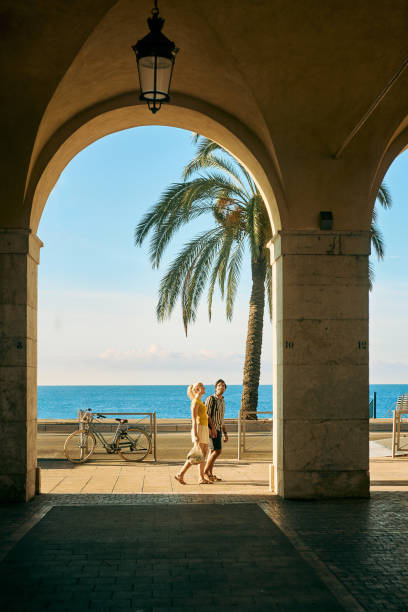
[
  {"xmin": 39, "ymin": 456, "xmax": 408, "ymax": 495},
  {"xmin": 369, "ymin": 440, "xmax": 392, "ymax": 457},
  {"xmin": 370, "ymin": 456, "xmax": 408, "ymax": 491},
  {"xmin": 39, "ymin": 459, "xmax": 270, "ymax": 495},
  {"xmin": 1, "ymin": 492, "xmax": 408, "ymax": 610}
]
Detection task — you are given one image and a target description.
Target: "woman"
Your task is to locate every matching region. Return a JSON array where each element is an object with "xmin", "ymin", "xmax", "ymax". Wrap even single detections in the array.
[{"xmin": 175, "ymin": 382, "xmax": 214, "ymax": 485}]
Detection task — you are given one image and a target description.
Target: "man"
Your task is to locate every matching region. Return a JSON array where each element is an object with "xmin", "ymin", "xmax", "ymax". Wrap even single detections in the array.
[{"xmin": 204, "ymin": 379, "xmax": 228, "ymax": 481}]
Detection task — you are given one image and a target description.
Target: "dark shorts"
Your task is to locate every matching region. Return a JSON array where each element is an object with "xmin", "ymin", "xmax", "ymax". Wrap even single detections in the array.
[{"xmin": 209, "ymin": 429, "xmax": 222, "ymax": 451}]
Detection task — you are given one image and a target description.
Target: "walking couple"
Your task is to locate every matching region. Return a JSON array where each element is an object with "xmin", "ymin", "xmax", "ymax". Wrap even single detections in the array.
[{"xmin": 175, "ymin": 379, "xmax": 228, "ymax": 485}]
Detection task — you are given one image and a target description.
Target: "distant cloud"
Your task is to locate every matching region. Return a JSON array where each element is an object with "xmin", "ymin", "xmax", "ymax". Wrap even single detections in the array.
[{"xmin": 98, "ymin": 344, "xmax": 243, "ymax": 368}]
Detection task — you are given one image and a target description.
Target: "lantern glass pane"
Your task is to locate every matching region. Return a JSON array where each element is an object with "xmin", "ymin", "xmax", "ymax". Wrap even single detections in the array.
[{"xmin": 139, "ymin": 55, "xmax": 173, "ymax": 100}]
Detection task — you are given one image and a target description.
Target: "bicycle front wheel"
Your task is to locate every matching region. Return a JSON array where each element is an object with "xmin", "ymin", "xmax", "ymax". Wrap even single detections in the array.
[
  {"xmin": 116, "ymin": 428, "xmax": 151, "ymax": 461},
  {"xmin": 64, "ymin": 430, "xmax": 96, "ymax": 463}
]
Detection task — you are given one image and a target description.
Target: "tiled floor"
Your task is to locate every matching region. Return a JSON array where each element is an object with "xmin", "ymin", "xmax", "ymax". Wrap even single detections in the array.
[
  {"xmin": 0, "ymin": 503, "xmax": 345, "ymax": 611},
  {"xmin": 2, "ymin": 447, "xmax": 408, "ymax": 609},
  {"xmin": 2, "ymin": 492, "xmax": 408, "ymax": 610}
]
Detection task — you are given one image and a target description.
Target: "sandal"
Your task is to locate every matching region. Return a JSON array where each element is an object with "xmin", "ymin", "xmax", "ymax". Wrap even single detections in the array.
[
  {"xmin": 199, "ymin": 479, "xmax": 213, "ymax": 484},
  {"xmin": 212, "ymin": 475, "xmax": 222, "ymax": 481},
  {"xmin": 174, "ymin": 474, "xmax": 186, "ymax": 485}
]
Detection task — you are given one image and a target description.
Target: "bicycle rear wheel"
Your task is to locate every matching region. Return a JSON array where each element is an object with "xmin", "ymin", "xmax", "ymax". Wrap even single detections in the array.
[
  {"xmin": 116, "ymin": 427, "xmax": 151, "ymax": 461},
  {"xmin": 64, "ymin": 430, "xmax": 96, "ymax": 463}
]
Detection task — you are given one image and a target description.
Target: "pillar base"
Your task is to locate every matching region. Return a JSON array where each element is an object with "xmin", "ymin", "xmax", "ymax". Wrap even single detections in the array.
[
  {"xmin": 276, "ymin": 468, "xmax": 370, "ymax": 499},
  {"xmin": 0, "ymin": 469, "xmax": 37, "ymax": 502},
  {"xmin": 36, "ymin": 466, "xmax": 41, "ymax": 495}
]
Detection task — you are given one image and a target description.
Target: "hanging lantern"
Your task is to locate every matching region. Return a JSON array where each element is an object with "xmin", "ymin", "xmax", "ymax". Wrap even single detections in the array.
[{"xmin": 132, "ymin": 1, "xmax": 178, "ymax": 114}]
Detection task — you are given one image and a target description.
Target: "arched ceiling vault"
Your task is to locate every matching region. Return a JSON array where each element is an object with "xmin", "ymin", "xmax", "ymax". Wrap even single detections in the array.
[
  {"xmin": 27, "ymin": 94, "xmax": 284, "ymax": 234},
  {"xmin": 2, "ymin": 0, "xmax": 408, "ymax": 232}
]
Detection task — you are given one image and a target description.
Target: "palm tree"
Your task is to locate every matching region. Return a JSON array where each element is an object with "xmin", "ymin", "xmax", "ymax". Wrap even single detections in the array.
[
  {"xmin": 135, "ymin": 136, "xmax": 392, "ymax": 418},
  {"xmin": 370, "ymin": 183, "xmax": 392, "ymax": 289},
  {"xmin": 135, "ymin": 136, "xmax": 272, "ymax": 417}
]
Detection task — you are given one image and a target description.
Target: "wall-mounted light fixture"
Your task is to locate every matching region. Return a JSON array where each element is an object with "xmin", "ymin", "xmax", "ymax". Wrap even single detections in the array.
[
  {"xmin": 319, "ymin": 211, "xmax": 333, "ymax": 230},
  {"xmin": 132, "ymin": 1, "xmax": 178, "ymax": 114}
]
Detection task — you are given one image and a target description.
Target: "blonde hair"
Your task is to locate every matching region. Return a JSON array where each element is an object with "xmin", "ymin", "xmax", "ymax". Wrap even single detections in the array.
[{"xmin": 187, "ymin": 382, "xmax": 203, "ymax": 400}]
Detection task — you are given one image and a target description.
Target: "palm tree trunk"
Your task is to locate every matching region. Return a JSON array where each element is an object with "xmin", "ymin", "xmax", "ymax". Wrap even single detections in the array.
[{"xmin": 241, "ymin": 257, "xmax": 267, "ymax": 420}]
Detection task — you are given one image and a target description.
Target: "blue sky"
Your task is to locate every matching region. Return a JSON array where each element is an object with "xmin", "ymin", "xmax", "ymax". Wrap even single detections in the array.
[
  {"xmin": 369, "ymin": 149, "xmax": 408, "ymax": 383},
  {"xmin": 38, "ymin": 127, "xmax": 408, "ymax": 384}
]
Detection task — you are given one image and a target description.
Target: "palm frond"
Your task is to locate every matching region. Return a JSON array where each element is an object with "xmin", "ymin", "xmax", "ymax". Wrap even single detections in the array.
[
  {"xmin": 207, "ymin": 255, "xmax": 223, "ymax": 322},
  {"xmin": 376, "ymin": 183, "xmax": 392, "ymax": 209},
  {"xmin": 185, "ymin": 136, "xmax": 260, "ymax": 199},
  {"xmin": 216, "ymin": 230, "xmax": 236, "ymax": 298},
  {"xmin": 194, "ymin": 172, "xmax": 247, "ymax": 202},
  {"xmin": 148, "ymin": 200, "xmax": 213, "ymax": 267},
  {"xmin": 370, "ymin": 221, "xmax": 385, "ymax": 260},
  {"xmin": 137, "ymin": 176, "xmax": 240, "ymax": 268},
  {"xmin": 135, "ymin": 182, "xmax": 190, "ymax": 246},
  {"xmin": 205, "ymin": 230, "xmax": 236, "ymax": 321},
  {"xmin": 237, "ymin": 163, "xmax": 258, "ymax": 198},
  {"xmin": 246, "ymin": 195, "xmax": 269, "ymax": 260},
  {"xmin": 369, "ymin": 182, "xmax": 392, "ymax": 290},
  {"xmin": 191, "ymin": 136, "xmax": 222, "ymax": 159},
  {"xmin": 225, "ymin": 238, "xmax": 245, "ymax": 320},
  {"xmin": 206, "ymin": 269, "xmax": 218, "ymax": 323},
  {"xmin": 181, "ymin": 253, "xmax": 207, "ymax": 335},
  {"xmin": 184, "ymin": 153, "xmax": 250, "ymax": 198},
  {"xmin": 156, "ymin": 228, "xmax": 223, "ymax": 321},
  {"xmin": 368, "ymin": 259, "xmax": 374, "ymax": 291},
  {"xmin": 181, "ymin": 235, "xmax": 225, "ymax": 334}
]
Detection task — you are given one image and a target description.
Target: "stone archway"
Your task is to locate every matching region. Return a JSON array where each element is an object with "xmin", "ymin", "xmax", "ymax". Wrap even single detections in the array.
[
  {"xmin": 2, "ymin": 98, "xmax": 283, "ymax": 501},
  {"xmin": 27, "ymin": 98, "xmax": 284, "ymax": 235},
  {"xmin": 4, "ymin": 0, "xmax": 408, "ymax": 501}
]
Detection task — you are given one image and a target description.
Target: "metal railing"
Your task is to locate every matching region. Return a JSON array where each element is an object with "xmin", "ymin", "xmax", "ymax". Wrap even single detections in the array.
[
  {"xmin": 369, "ymin": 392, "xmax": 377, "ymax": 418},
  {"xmin": 237, "ymin": 410, "xmax": 273, "ymax": 461},
  {"xmin": 78, "ymin": 410, "xmax": 157, "ymax": 462}
]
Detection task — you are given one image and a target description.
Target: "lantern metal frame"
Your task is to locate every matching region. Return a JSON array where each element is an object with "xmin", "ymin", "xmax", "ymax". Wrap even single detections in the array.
[{"xmin": 132, "ymin": 1, "xmax": 178, "ymax": 114}]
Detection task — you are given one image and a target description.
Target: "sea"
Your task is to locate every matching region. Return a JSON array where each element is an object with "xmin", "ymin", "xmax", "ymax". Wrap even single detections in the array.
[{"xmin": 37, "ymin": 384, "xmax": 407, "ymax": 420}]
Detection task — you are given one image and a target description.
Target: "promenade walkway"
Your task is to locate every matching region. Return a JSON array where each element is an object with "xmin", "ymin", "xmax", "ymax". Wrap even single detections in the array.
[
  {"xmin": 37, "ymin": 426, "xmax": 408, "ymax": 494},
  {"xmin": 39, "ymin": 459, "xmax": 270, "ymax": 495},
  {"xmin": 38, "ymin": 455, "xmax": 408, "ymax": 494}
]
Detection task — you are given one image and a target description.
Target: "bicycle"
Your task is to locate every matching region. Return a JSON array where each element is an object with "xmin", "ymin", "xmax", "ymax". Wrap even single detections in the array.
[{"xmin": 64, "ymin": 410, "xmax": 152, "ymax": 463}]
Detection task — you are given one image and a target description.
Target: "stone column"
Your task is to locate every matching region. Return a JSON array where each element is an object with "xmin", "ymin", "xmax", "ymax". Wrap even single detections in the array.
[
  {"xmin": 0, "ymin": 229, "xmax": 42, "ymax": 501},
  {"xmin": 270, "ymin": 231, "xmax": 370, "ymax": 499}
]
